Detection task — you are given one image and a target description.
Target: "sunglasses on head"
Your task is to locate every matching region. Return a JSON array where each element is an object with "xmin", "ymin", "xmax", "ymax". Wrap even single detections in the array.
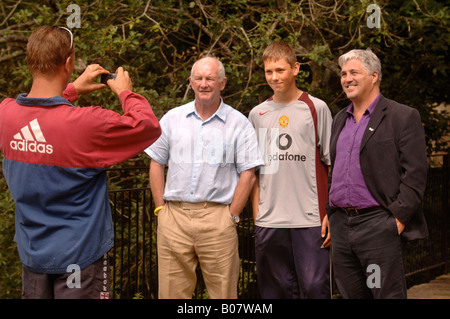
[{"xmin": 56, "ymin": 26, "xmax": 73, "ymax": 53}]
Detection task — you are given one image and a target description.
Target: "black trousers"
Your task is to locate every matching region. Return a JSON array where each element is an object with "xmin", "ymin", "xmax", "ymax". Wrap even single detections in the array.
[
  {"xmin": 255, "ymin": 226, "xmax": 330, "ymax": 299},
  {"xmin": 329, "ymin": 207, "xmax": 407, "ymax": 299}
]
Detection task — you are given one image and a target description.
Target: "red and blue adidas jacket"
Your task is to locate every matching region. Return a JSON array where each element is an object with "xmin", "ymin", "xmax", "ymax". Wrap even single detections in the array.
[{"xmin": 0, "ymin": 83, "xmax": 161, "ymax": 274}]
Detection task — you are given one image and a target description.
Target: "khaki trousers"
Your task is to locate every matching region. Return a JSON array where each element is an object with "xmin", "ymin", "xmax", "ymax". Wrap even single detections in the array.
[{"xmin": 157, "ymin": 201, "xmax": 240, "ymax": 299}]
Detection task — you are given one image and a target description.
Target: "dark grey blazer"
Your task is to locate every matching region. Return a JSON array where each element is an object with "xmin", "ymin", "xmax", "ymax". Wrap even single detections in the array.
[{"xmin": 327, "ymin": 94, "xmax": 429, "ymax": 241}]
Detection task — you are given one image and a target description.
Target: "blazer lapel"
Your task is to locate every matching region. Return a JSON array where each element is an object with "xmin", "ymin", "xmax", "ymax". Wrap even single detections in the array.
[
  {"xmin": 330, "ymin": 108, "xmax": 347, "ymax": 164},
  {"xmin": 360, "ymin": 94, "xmax": 388, "ymax": 152}
]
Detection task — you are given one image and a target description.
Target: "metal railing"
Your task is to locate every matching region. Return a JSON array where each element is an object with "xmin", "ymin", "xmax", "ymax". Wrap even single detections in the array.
[
  {"xmin": 403, "ymin": 154, "xmax": 449, "ymax": 280},
  {"xmin": 109, "ymin": 187, "xmax": 158, "ymax": 299},
  {"xmin": 108, "ymin": 154, "xmax": 449, "ymax": 299}
]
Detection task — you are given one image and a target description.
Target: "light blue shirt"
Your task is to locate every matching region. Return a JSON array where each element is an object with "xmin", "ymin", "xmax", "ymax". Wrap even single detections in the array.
[{"xmin": 145, "ymin": 99, "xmax": 264, "ymax": 204}]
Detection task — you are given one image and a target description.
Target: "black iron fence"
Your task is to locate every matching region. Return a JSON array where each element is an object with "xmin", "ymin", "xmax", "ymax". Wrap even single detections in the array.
[
  {"xmin": 109, "ymin": 187, "xmax": 157, "ymax": 299},
  {"xmin": 108, "ymin": 154, "xmax": 449, "ymax": 299},
  {"xmin": 403, "ymin": 154, "xmax": 449, "ymax": 281}
]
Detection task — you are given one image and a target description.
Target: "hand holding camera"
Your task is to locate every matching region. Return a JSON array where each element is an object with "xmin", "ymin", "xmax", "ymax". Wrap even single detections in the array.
[
  {"xmin": 73, "ymin": 64, "xmax": 109, "ymax": 95},
  {"xmin": 73, "ymin": 65, "xmax": 133, "ymax": 96},
  {"xmin": 106, "ymin": 67, "xmax": 133, "ymax": 96}
]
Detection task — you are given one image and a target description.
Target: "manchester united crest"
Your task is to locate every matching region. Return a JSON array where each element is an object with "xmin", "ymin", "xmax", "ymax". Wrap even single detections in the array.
[{"xmin": 279, "ymin": 115, "xmax": 289, "ymax": 128}]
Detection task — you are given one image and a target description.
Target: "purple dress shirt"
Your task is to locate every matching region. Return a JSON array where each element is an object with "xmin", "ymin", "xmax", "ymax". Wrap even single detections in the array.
[{"xmin": 329, "ymin": 94, "xmax": 381, "ymax": 209}]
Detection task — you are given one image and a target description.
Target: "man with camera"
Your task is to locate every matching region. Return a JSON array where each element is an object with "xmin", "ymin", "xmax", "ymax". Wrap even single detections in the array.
[{"xmin": 0, "ymin": 25, "xmax": 161, "ymax": 298}]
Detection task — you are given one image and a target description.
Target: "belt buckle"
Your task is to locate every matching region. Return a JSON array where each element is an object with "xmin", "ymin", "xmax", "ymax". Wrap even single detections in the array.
[{"xmin": 345, "ymin": 207, "xmax": 359, "ymax": 216}]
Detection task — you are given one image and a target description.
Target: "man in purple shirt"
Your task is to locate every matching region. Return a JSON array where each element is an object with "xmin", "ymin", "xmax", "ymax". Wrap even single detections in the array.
[
  {"xmin": 329, "ymin": 94, "xmax": 381, "ymax": 210},
  {"xmin": 327, "ymin": 49, "xmax": 428, "ymax": 299}
]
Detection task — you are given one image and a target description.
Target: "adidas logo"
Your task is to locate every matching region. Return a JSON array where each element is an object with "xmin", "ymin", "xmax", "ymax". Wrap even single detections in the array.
[{"xmin": 10, "ymin": 119, "xmax": 53, "ymax": 154}]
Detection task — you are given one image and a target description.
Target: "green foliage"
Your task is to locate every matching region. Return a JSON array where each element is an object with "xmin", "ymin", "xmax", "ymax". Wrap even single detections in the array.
[
  {"xmin": 0, "ymin": 0, "xmax": 448, "ymax": 298},
  {"xmin": 1, "ymin": 1, "xmax": 448, "ymax": 119}
]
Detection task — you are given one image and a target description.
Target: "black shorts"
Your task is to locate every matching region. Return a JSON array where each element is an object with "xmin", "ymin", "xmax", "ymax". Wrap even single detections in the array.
[{"xmin": 22, "ymin": 253, "xmax": 111, "ymax": 299}]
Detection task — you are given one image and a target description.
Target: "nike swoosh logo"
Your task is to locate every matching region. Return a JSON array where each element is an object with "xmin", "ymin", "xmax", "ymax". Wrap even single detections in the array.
[{"xmin": 259, "ymin": 111, "xmax": 269, "ymax": 116}]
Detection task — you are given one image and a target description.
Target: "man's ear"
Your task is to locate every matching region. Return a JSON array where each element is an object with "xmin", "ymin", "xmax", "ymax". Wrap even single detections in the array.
[
  {"xmin": 292, "ymin": 61, "xmax": 300, "ymax": 76},
  {"xmin": 372, "ymin": 71, "xmax": 379, "ymax": 85},
  {"xmin": 64, "ymin": 55, "xmax": 74, "ymax": 75},
  {"xmin": 220, "ymin": 77, "xmax": 227, "ymax": 91}
]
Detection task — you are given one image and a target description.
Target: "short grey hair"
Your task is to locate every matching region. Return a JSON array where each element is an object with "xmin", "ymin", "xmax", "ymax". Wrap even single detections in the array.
[
  {"xmin": 338, "ymin": 49, "xmax": 382, "ymax": 84},
  {"xmin": 190, "ymin": 56, "xmax": 226, "ymax": 81}
]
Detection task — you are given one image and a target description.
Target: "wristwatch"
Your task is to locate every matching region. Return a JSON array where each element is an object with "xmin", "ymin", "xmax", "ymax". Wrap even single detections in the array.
[{"xmin": 231, "ymin": 214, "xmax": 240, "ymax": 224}]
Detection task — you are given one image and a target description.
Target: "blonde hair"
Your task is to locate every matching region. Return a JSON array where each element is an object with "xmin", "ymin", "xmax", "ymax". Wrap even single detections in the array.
[{"xmin": 262, "ymin": 41, "xmax": 297, "ymax": 67}]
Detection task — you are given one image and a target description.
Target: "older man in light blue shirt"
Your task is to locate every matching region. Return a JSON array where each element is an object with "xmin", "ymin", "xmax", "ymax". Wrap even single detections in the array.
[{"xmin": 146, "ymin": 56, "xmax": 263, "ymax": 299}]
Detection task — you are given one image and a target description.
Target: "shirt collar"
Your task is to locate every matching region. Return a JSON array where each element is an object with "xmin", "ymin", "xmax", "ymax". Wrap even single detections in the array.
[
  {"xmin": 346, "ymin": 93, "xmax": 381, "ymax": 116},
  {"xmin": 16, "ymin": 93, "xmax": 74, "ymax": 107},
  {"xmin": 186, "ymin": 98, "xmax": 227, "ymax": 123}
]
